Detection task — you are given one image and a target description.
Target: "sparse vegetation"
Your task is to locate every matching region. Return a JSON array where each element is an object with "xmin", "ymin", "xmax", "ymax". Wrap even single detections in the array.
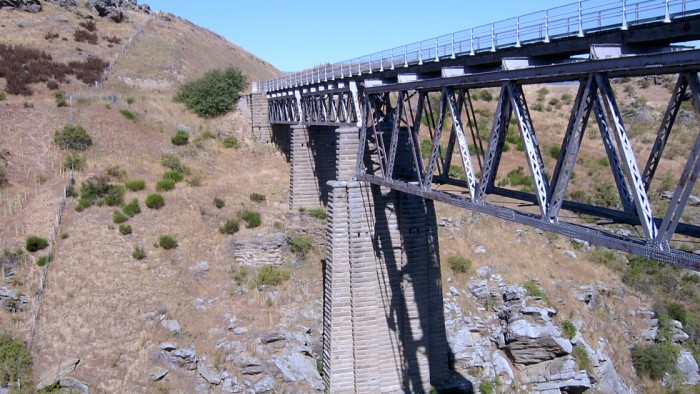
[
  {"xmin": 158, "ymin": 235, "xmax": 178, "ymax": 250},
  {"xmin": 249, "ymin": 193, "xmax": 266, "ymax": 203},
  {"xmin": 447, "ymin": 256, "xmax": 471, "ymax": 273},
  {"xmin": 523, "ymin": 280, "xmax": 547, "ymax": 300},
  {"xmin": 256, "ymin": 265, "xmax": 290, "ymax": 288},
  {"xmin": 124, "ymin": 180, "xmax": 146, "ymax": 192},
  {"xmin": 478, "ymin": 89, "xmax": 493, "ymax": 102},
  {"xmin": 112, "ymin": 210, "xmax": 128, "ymax": 224},
  {"xmin": 132, "ymin": 245, "xmax": 146, "ymax": 260},
  {"xmin": 289, "ymin": 234, "xmax": 314, "ymax": 259},
  {"xmin": 174, "ymin": 67, "xmax": 247, "ymax": 118},
  {"xmin": 54, "ymin": 124, "xmax": 93, "ymax": 151},
  {"xmin": 122, "ymin": 199, "xmax": 140, "ymax": 217},
  {"xmin": 74, "ymin": 28, "xmax": 98, "ymax": 45},
  {"xmin": 36, "ymin": 254, "xmax": 52, "ymax": 267},
  {"xmin": 308, "ymin": 208, "xmax": 327, "ymax": 220},
  {"xmin": 631, "ymin": 342, "xmax": 679, "ymax": 380},
  {"xmin": 213, "ymin": 197, "xmax": 225, "ymax": 209},
  {"xmin": 155, "ymin": 179, "xmax": 176, "ymax": 192},
  {"xmin": 120, "ymin": 109, "xmax": 137, "ymax": 122},
  {"xmin": 171, "ymin": 130, "xmax": 189, "ymax": 146},
  {"xmin": 145, "ymin": 193, "xmax": 165, "ymax": 209},
  {"xmin": 161, "ymin": 154, "xmax": 189, "ymax": 174},
  {"xmin": 222, "ymin": 136, "xmax": 239, "ymax": 149},
  {"xmin": 0, "ymin": 332, "xmax": 32, "ymax": 387},
  {"xmin": 478, "ymin": 379, "xmax": 495, "ymax": 394},
  {"xmin": 119, "ymin": 225, "xmax": 132, "ymax": 235},
  {"xmin": 25, "ymin": 236, "xmax": 48, "ymax": 252},
  {"xmin": 219, "ymin": 218, "xmax": 240, "ymax": 235},
  {"xmin": 163, "ymin": 171, "xmax": 184, "ymax": 183},
  {"xmin": 63, "ymin": 152, "xmax": 86, "ymax": 171},
  {"xmin": 498, "ymin": 167, "xmax": 534, "ymax": 192},
  {"xmin": 572, "ymin": 345, "xmax": 592, "ymax": 373},
  {"xmin": 54, "ymin": 91, "xmax": 67, "ymax": 107},
  {"xmin": 106, "ymin": 165, "xmax": 126, "ymax": 180},
  {"xmin": 562, "ymin": 320, "xmax": 577, "ymax": 339},
  {"xmin": 240, "ymin": 210, "xmax": 261, "ymax": 228},
  {"xmin": 76, "ymin": 176, "xmax": 124, "ymax": 211}
]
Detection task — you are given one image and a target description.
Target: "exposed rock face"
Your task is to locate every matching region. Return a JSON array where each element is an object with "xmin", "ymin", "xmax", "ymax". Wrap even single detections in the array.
[
  {"xmin": 87, "ymin": 0, "xmax": 124, "ymax": 22},
  {"xmin": 0, "ymin": 0, "xmax": 41, "ymax": 12},
  {"xmin": 225, "ymin": 232, "xmax": 289, "ymax": 266},
  {"xmin": 0, "ymin": 287, "xmax": 28, "ymax": 312},
  {"xmin": 676, "ymin": 350, "xmax": 700, "ymax": 386},
  {"xmin": 519, "ymin": 356, "xmax": 591, "ymax": 393},
  {"xmin": 504, "ymin": 318, "xmax": 572, "ymax": 364},
  {"xmin": 160, "ymin": 343, "xmax": 197, "ymax": 370}
]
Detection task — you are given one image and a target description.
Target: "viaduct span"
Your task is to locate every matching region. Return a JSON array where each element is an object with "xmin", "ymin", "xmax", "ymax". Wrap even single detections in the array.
[{"xmin": 249, "ymin": 1, "xmax": 700, "ymax": 392}]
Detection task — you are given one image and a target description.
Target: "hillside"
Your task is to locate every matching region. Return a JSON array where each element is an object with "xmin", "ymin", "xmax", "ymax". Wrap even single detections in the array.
[{"xmin": 0, "ymin": 1, "xmax": 698, "ymax": 394}]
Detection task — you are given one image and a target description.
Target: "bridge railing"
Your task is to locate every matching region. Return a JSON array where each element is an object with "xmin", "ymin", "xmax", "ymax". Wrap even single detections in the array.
[{"xmin": 259, "ymin": 0, "xmax": 700, "ymax": 93}]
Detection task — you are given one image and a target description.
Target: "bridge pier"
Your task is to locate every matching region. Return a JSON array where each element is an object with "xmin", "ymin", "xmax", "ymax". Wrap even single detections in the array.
[
  {"xmin": 289, "ymin": 125, "xmax": 336, "ymax": 210},
  {"xmin": 324, "ymin": 127, "xmax": 449, "ymax": 393},
  {"xmin": 249, "ymin": 92, "xmax": 273, "ymax": 143}
]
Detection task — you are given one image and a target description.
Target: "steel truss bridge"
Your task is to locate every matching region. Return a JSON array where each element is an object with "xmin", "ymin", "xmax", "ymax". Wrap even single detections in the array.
[{"xmin": 257, "ymin": 0, "xmax": 700, "ymax": 271}]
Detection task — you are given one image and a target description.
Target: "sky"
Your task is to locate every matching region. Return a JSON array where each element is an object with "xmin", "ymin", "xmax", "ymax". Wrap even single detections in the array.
[{"xmin": 144, "ymin": 0, "xmax": 572, "ymax": 72}]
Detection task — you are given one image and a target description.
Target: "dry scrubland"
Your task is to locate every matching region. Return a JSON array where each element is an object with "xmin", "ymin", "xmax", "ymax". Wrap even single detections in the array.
[{"xmin": 0, "ymin": 2, "xmax": 698, "ymax": 393}]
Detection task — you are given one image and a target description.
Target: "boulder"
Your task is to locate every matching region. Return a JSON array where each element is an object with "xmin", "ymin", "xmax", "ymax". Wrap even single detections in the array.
[
  {"xmin": 467, "ymin": 279, "xmax": 489, "ymax": 299},
  {"xmin": 36, "ymin": 357, "xmax": 82, "ymax": 391},
  {"xmin": 261, "ymin": 331, "xmax": 286, "ymax": 344},
  {"xmin": 150, "ymin": 369, "xmax": 168, "ymax": 382},
  {"xmin": 197, "ymin": 363, "xmax": 222, "ymax": 385},
  {"xmin": 0, "ymin": 0, "xmax": 41, "ymax": 12},
  {"xmin": 475, "ymin": 265, "xmax": 494, "ymax": 279},
  {"xmin": 253, "ymin": 375, "xmax": 276, "ymax": 393},
  {"xmin": 160, "ymin": 344, "xmax": 197, "ymax": 370},
  {"xmin": 676, "ymin": 350, "xmax": 700, "ymax": 385},
  {"xmin": 87, "ymin": 0, "xmax": 124, "ymax": 22},
  {"xmin": 504, "ymin": 318, "xmax": 572, "ymax": 364},
  {"xmin": 161, "ymin": 319, "xmax": 181, "ymax": 333},
  {"xmin": 272, "ymin": 351, "xmax": 324, "ymax": 390},
  {"xmin": 520, "ymin": 356, "xmax": 591, "ymax": 393}
]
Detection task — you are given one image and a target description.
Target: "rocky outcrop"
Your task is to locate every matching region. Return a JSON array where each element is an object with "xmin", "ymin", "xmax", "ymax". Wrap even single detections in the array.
[
  {"xmin": 87, "ymin": 0, "xmax": 124, "ymax": 22},
  {"xmin": 503, "ymin": 318, "xmax": 572, "ymax": 364},
  {"xmin": 676, "ymin": 350, "xmax": 700, "ymax": 386},
  {"xmin": 0, "ymin": 0, "xmax": 41, "ymax": 12},
  {"xmin": 0, "ymin": 287, "xmax": 28, "ymax": 312},
  {"xmin": 36, "ymin": 357, "xmax": 86, "ymax": 392},
  {"xmin": 225, "ymin": 232, "xmax": 288, "ymax": 266},
  {"xmin": 159, "ymin": 343, "xmax": 197, "ymax": 370}
]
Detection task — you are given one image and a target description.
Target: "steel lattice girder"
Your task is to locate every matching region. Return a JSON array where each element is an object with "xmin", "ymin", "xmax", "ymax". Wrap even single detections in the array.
[{"xmin": 355, "ymin": 71, "xmax": 700, "ymax": 272}]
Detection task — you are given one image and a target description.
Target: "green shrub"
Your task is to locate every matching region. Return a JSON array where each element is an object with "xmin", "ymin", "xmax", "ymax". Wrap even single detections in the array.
[
  {"xmin": 478, "ymin": 379, "xmax": 495, "ymax": 394},
  {"xmin": 119, "ymin": 224, "xmax": 132, "ymax": 235},
  {"xmin": 112, "ymin": 210, "xmax": 128, "ymax": 224},
  {"xmin": 156, "ymin": 179, "xmax": 176, "ymax": 192},
  {"xmin": 105, "ymin": 165, "xmax": 126, "ymax": 180},
  {"xmin": 0, "ymin": 166, "xmax": 6, "ymax": 188},
  {"xmin": 63, "ymin": 153, "xmax": 86, "ymax": 171},
  {"xmin": 145, "ymin": 193, "xmax": 165, "ymax": 209},
  {"xmin": 120, "ymin": 109, "xmax": 137, "ymax": 122},
  {"xmin": 54, "ymin": 124, "xmax": 92, "ymax": 151},
  {"xmin": 163, "ymin": 171, "xmax": 184, "ymax": 183},
  {"xmin": 631, "ymin": 342, "xmax": 679, "ymax": 380},
  {"xmin": 55, "ymin": 90, "xmax": 67, "ymax": 107},
  {"xmin": 158, "ymin": 235, "xmax": 178, "ymax": 250},
  {"xmin": 124, "ymin": 179, "xmax": 145, "ymax": 192},
  {"xmin": 171, "ymin": 130, "xmax": 189, "ymax": 146},
  {"xmin": 549, "ymin": 145, "xmax": 561, "ymax": 160},
  {"xmin": 219, "ymin": 218, "xmax": 240, "ymax": 234},
  {"xmin": 222, "ymin": 136, "xmax": 239, "ymax": 149},
  {"xmin": 447, "ymin": 256, "xmax": 471, "ymax": 273},
  {"xmin": 249, "ymin": 193, "xmax": 266, "ymax": 203},
  {"xmin": 572, "ymin": 345, "xmax": 592, "ymax": 373},
  {"xmin": 161, "ymin": 154, "xmax": 189, "ymax": 174},
  {"xmin": 125, "ymin": 96, "xmax": 135, "ymax": 105},
  {"xmin": 562, "ymin": 320, "xmax": 577, "ymax": 339},
  {"xmin": 122, "ymin": 198, "xmax": 140, "ymax": 217},
  {"xmin": 25, "ymin": 236, "xmax": 48, "ymax": 252},
  {"xmin": 256, "ymin": 265, "xmax": 290, "ymax": 287},
  {"xmin": 0, "ymin": 332, "xmax": 32, "ymax": 386},
  {"xmin": 76, "ymin": 176, "xmax": 124, "ymax": 210},
  {"xmin": 174, "ymin": 67, "xmax": 247, "ymax": 118},
  {"xmin": 132, "ymin": 245, "xmax": 146, "ymax": 260},
  {"xmin": 37, "ymin": 254, "xmax": 53, "ymax": 266},
  {"xmin": 0, "ymin": 91, "xmax": 5, "ymax": 101},
  {"xmin": 561, "ymin": 92, "xmax": 573, "ymax": 105},
  {"xmin": 594, "ymin": 181, "xmax": 617, "ymax": 208},
  {"xmin": 186, "ymin": 174, "xmax": 202, "ymax": 187},
  {"xmin": 523, "ymin": 280, "xmax": 547, "ymax": 299},
  {"xmin": 478, "ymin": 89, "xmax": 493, "ymax": 102},
  {"xmin": 498, "ymin": 167, "xmax": 533, "ymax": 191},
  {"xmin": 289, "ymin": 234, "xmax": 314, "ymax": 258},
  {"xmin": 240, "ymin": 210, "xmax": 261, "ymax": 228},
  {"xmin": 308, "ymin": 208, "xmax": 327, "ymax": 220},
  {"xmin": 213, "ymin": 197, "xmax": 225, "ymax": 208},
  {"xmin": 104, "ymin": 185, "xmax": 125, "ymax": 207}
]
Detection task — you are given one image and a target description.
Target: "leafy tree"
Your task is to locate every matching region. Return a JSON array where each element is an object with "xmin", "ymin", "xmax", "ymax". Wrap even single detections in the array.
[
  {"xmin": 54, "ymin": 124, "xmax": 92, "ymax": 151},
  {"xmin": 174, "ymin": 67, "xmax": 247, "ymax": 118}
]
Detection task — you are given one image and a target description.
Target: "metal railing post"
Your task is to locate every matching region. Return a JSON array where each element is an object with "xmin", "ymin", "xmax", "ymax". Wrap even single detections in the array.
[
  {"xmin": 404, "ymin": 46, "xmax": 408, "ymax": 67},
  {"xmin": 545, "ymin": 9, "xmax": 550, "ymax": 42},
  {"xmin": 435, "ymin": 37, "xmax": 440, "ymax": 62},
  {"xmin": 418, "ymin": 41, "xmax": 423, "ymax": 65},
  {"xmin": 578, "ymin": 0, "xmax": 584, "ymax": 37},
  {"xmin": 368, "ymin": 53, "xmax": 373, "ymax": 74},
  {"xmin": 380, "ymin": 52, "xmax": 384, "ymax": 72},
  {"xmin": 470, "ymin": 28, "xmax": 475, "ymax": 55},
  {"xmin": 491, "ymin": 23, "xmax": 496, "ymax": 52},
  {"xmin": 665, "ymin": 0, "xmax": 671, "ymax": 22},
  {"xmin": 622, "ymin": 0, "xmax": 628, "ymax": 30},
  {"xmin": 391, "ymin": 48, "xmax": 395, "ymax": 70},
  {"xmin": 516, "ymin": 16, "xmax": 521, "ymax": 47},
  {"xmin": 451, "ymin": 32, "xmax": 456, "ymax": 59}
]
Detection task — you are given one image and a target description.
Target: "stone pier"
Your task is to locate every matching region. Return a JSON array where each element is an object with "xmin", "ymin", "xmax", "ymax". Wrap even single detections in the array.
[
  {"xmin": 289, "ymin": 125, "xmax": 336, "ymax": 210},
  {"xmin": 249, "ymin": 92, "xmax": 273, "ymax": 143},
  {"xmin": 323, "ymin": 127, "xmax": 449, "ymax": 393}
]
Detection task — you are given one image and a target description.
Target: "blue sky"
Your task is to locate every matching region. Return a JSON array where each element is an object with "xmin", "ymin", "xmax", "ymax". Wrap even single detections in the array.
[{"xmin": 144, "ymin": 0, "xmax": 571, "ymax": 72}]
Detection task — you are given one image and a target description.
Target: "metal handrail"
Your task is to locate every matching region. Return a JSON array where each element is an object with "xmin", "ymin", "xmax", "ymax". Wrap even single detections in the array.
[{"xmin": 259, "ymin": 0, "xmax": 699, "ymax": 92}]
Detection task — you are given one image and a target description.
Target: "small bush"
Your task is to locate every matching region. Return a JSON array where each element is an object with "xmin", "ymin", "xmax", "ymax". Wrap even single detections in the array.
[
  {"xmin": 213, "ymin": 197, "xmax": 225, "ymax": 209},
  {"xmin": 631, "ymin": 342, "xmax": 679, "ymax": 380},
  {"xmin": 572, "ymin": 345, "xmax": 592, "ymax": 373},
  {"xmin": 549, "ymin": 145, "xmax": 561, "ymax": 160},
  {"xmin": 308, "ymin": 208, "xmax": 327, "ymax": 220},
  {"xmin": 523, "ymin": 280, "xmax": 547, "ymax": 299},
  {"xmin": 256, "ymin": 265, "xmax": 290, "ymax": 287},
  {"xmin": 479, "ymin": 379, "xmax": 495, "ymax": 394},
  {"xmin": 36, "ymin": 254, "xmax": 51, "ymax": 266},
  {"xmin": 125, "ymin": 96, "xmax": 135, "ymax": 105},
  {"xmin": 219, "ymin": 218, "xmax": 240, "ymax": 234},
  {"xmin": 174, "ymin": 67, "xmax": 247, "ymax": 118},
  {"xmin": 79, "ymin": 20, "xmax": 97, "ymax": 32},
  {"xmin": 186, "ymin": 174, "xmax": 202, "ymax": 187},
  {"xmin": 163, "ymin": 171, "xmax": 184, "ymax": 182},
  {"xmin": 112, "ymin": 210, "xmax": 128, "ymax": 224},
  {"xmin": 562, "ymin": 320, "xmax": 577, "ymax": 339},
  {"xmin": 478, "ymin": 89, "xmax": 493, "ymax": 102},
  {"xmin": 171, "ymin": 130, "xmax": 189, "ymax": 146},
  {"xmin": 156, "ymin": 179, "xmax": 176, "ymax": 192},
  {"xmin": 120, "ymin": 109, "xmax": 137, "ymax": 122},
  {"xmin": 249, "ymin": 193, "xmax": 266, "ymax": 203},
  {"xmin": 63, "ymin": 153, "xmax": 86, "ymax": 171},
  {"xmin": 74, "ymin": 28, "xmax": 98, "ymax": 44},
  {"xmin": 54, "ymin": 124, "xmax": 93, "ymax": 151},
  {"xmin": 240, "ymin": 210, "xmax": 261, "ymax": 228},
  {"xmin": 0, "ymin": 91, "xmax": 6, "ymax": 101},
  {"xmin": 132, "ymin": 245, "xmax": 146, "ymax": 260},
  {"xmin": 158, "ymin": 235, "xmax": 178, "ymax": 250},
  {"xmin": 289, "ymin": 234, "xmax": 314, "ymax": 258},
  {"xmin": 55, "ymin": 91, "xmax": 67, "ymax": 107},
  {"xmin": 105, "ymin": 165, "xmax": 126, "ymax": 180},
  {"xmin": 447, "ymin": 256, "xmax": 471, "ymax": 273},
  {"xmin": 25, "ymin": 236, "xmax": 48, "ymax": 252},
  {"xmin": 124, "ymin": 179, "xmax": 146, "ymax": 192},
  {"xmin": 0, "ymin": 166, "xmax": 6, "ymax": 188},
  {"xmin": 145, "ymin": 193, "xmax": 165, "ymax": 209},
  {"xmin": 122, "ymin": 199, "xmax": 140, "ymax": 217},
  {"xmin": 0, "ymin": 332, "xmax": 32, "ymax": 386},
  {"xmin": 222, "ymin": 136, "xmax": 239, "ymax": 149},
  {"xmin": 119, "ymin": 224, "xmax": 132, "ymax": 235},
  {"xmin": 161, "ymin": 154, "xmax": 189, "ymax": 174}
]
